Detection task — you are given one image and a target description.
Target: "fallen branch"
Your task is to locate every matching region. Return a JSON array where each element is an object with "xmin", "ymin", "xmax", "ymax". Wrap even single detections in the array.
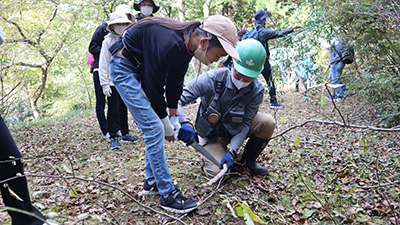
[
  {"xmin": 272, "ymin": 119, "xmax": 400, "ymax": 139},
  {"xmin": 23, "ymin": 173, "xmax": 188, "ymax": 225},
  {"xmin": 204, "ymin": 164, "xmax": 228, "ymax": 186},
  {"xmin": 356, "ymin": 180, "xmax": 400, "ymax": 189}
]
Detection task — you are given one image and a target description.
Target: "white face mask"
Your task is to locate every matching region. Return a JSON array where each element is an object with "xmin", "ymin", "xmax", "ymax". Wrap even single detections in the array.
[
  {"xmin": 141, "ymin": 5, "xmax": 153, "ymax": 16},
  {"xmin": 231, "ymin": 67, "xmax": 252, "ymax": 90},
  {"xmin": 194, "ymin": 41, "xmax": 211, "ymax": 65},
  {"xmin": 114, "ymin": 25, "xmax": 127, "ymax": 35}
]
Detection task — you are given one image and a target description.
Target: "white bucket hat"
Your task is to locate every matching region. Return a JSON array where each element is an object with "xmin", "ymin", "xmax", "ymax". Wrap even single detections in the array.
[
  {"xmin": 115, "ymin": 4, "xmax": 134, "ymax": 17},
  {"xmin": 107, "ymin": 12, "xmax": 132, "ymax": 27}
]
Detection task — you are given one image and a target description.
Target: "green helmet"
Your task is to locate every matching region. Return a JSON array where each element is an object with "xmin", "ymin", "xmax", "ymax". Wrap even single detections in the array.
[{"xmin": 232, "ymin": 39, "xmax": 266, "ymax": 78}]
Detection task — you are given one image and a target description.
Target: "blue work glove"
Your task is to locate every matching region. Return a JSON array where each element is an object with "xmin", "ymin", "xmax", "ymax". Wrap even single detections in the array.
[
  {"xmin": 220, "ymin": 149, "xmax": 236, "ymax": 169},
  {"xmin": 178, "ymin": 121, "xmax": 195, "ymax": 145}
]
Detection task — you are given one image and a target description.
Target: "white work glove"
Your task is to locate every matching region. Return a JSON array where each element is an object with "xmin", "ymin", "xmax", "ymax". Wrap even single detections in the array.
[
  {"xmin": 102, "ymin": 85, "xmax": 112, "ymax": 97},
  {"xmin": 161, "ymin": 117, "xmax": 174, "ymax": 137},
  {"xmin": 169, "ymin": 115, "xmax": 181, "ymax": 140}
]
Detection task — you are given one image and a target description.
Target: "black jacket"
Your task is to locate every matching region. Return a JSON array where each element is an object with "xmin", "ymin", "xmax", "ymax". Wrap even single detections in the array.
[
  {"xmin": 88, "ymin": 22, "xmax": 109, "ymax": 71},
  {"xmin": 109, "ymin": 24, "xmax": 194, "ymax": 119}
]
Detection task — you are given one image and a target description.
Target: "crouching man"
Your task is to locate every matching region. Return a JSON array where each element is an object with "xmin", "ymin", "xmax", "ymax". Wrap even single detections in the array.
[{"xmin": 176, "ymin": 39, "xmax": 276, "ymax": 177}]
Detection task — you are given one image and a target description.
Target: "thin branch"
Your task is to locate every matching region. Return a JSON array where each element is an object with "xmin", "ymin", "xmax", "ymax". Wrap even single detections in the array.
[
  {"xmin": 23, "ymin": 173, "xmax": 188, "ymax": 225},
  {"xmin": 356, "ymin": 180, "xmax": 400, "ymax": 189},
  {"xmin": 272, "ymin": 119, "xmax": 400, "ymax": 139}
]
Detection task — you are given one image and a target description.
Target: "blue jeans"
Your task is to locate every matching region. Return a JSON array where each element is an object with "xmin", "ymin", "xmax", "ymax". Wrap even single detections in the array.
[
  {"xmin": 110, "ymin": 56, "xmax": 174, "ymax": 195},
  {"xmin": 328, "ymin": 61, "xmax": 347, "ymax": 98}
]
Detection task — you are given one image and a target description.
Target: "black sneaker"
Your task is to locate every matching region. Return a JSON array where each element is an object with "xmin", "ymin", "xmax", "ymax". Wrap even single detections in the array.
[
  {"xmin": 142, "ymin": 179, "xmax": 181, "ymax": 195},
  {"xmin": 160, "ymin": 189, "xmax": 198, "ymax": 213}
]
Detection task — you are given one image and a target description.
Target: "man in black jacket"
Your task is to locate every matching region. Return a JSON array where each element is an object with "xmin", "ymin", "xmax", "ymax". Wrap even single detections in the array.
[{"xmin": 251, "ymin": 9, "xmax": 302, "ymax": 108}]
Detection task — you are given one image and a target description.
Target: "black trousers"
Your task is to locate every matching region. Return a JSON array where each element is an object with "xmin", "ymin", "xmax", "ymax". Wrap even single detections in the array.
[
  {"xmin": 0, "ymin": 115, "xmax": 46, "ymax": 224},
  {"xmin": 107, "ymin": 86, "xmax": 129, "ymax": 138},
  {"xmin": 260, "ymin": 60, "xmax": 278, "ymax": 104},
  {"xmin": 93, "ymin": 71, "xmax": 108, "ymax": 135}
]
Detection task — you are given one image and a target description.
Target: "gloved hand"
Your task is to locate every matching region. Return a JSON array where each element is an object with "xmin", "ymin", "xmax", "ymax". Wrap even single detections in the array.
[
  {"xmin": 102, "ymin": 85, "xmax": 112, "ymax": 97},
  {"xmin": 169, "ymin": 115, "xmax": 181, "ymax": 140},
  {"xmin": 161, "ymin": 117, "xmax": 174, "ymax": 137},
  {"xmin": 220, "ymin": 149, "xmax": 236, "ymax": 169},
  {"xmin": 178, "ymin": 121, "xmax": 195, "ymax": 145}
]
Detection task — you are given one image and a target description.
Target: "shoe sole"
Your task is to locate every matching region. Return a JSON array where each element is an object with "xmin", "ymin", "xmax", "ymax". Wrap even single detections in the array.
[
  {"xmin": 110, "ymin": 146, "xmax": 120, "ymax": 150},
  {"xmin": 160, "ymin": 203, "xmax": 198, "ymax": 214},
  {"xmin": 121, "ymin": 139, "xmax": 139, "ymax": 143},
  {"xmin": 142, "ymin": 190, "xmax": 159, "ymax": 195},
  {"xmin": 270, "ymin": 106, "xmax": 281, "ymax": 109}
]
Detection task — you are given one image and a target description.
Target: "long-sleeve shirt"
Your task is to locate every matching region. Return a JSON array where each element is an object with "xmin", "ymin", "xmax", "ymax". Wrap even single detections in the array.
[
  {"xmin": 88, "ymin": 22, "xmax": 109, "ymax": 72},
  {"xmin": 99, "ymin": 32, "xmax": 120, "ymax": 87},
  {"xmin": 318, "ymin": 37, "xmax": 343, "ymax": 64},
  {"xmin": 256, "ymin": 24, "xmax": 294, "ymax": 60},
  {"xmin": 178, "ymin": 68, "xmax": 264, "ymax": 151},
  {"xmin": 109, "ymin": 23, "xmax": 194, "ymax": 119}
]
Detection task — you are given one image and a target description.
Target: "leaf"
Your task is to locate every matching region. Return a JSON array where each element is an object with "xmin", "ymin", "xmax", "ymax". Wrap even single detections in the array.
[
  {"xmin": 7, "ymin": 186, "xmax": 24, "ymax": 202},
  {"xmin": 314, "ymin": 202, "xmax": 322, "ymax": 208},
  {"xmin": 63, "ymin": 163, "xmax": 72, "ymax": 174},
  {"xmin": 361, "ymin": 135, "xmax": 367, "ymax": 152},
  {"xmin": 242, "ymin": 209, "xmax": 255, "ymax": 225},
  {"xmin": 69, "ymin": 186, "xmax": 77, "ymax": 196},
  {"xmin": 293, "ymin": 138, "xmax": 301, "ymax": 146},
  {"xmin": 303, "ymin": 208, "xmax": 314, "ymax": 218},
  {"xmin": 356, "ymin": 215, "xmax": 370, "ymax": 222},
  {"xmin": 236, "ymin": 205, "xmax": 244, "ymax": 217},
  {"xmin": 280, "ymin": 116, "xmax": 288, "ymax": 122},
  {"xmin": 223, "ymin": 199, "xmax": 237, "ymax": 218},
  {"xmin": 136, "ymin": 152, "xmax": 142, "ymax": 157},
  {"xmin": 238, "ymin": 202, "xmax": 266, "ymax": 224},
  {"xmin": 320, "ymin": 94, "xmax": 326, "ymax": 106}
]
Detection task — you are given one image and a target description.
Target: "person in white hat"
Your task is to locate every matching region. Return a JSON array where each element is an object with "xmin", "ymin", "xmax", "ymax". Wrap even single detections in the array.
[
  {"xmin": 98, "ymin": 12, "xmax": 138, "ymax": 150},
  {"xmin": 88, "ymin": 5, "xmax": 134, "ymax": 142},
  {"xmin": 108, "ymin": 15, "xmax": 240, "ymax": 214}
]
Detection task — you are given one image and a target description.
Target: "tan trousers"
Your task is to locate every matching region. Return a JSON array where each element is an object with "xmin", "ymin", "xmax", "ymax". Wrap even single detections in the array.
[{"xmin": 199, "ymin": 113, "xmax": 276, "ymax": 177}]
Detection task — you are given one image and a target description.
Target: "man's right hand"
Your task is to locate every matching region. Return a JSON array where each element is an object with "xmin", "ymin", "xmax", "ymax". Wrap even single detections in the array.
[{"xmin": 102, "ymin": 86, "xmax": 112, "ymax": 97}]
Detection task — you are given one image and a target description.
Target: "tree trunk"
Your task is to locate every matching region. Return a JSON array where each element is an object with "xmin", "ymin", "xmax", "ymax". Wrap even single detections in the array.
[
  {"xmin": 176, "ymin": 0, "xmax": 185, "ymax": 22},
  {"xmin": 31, "ymin": 65, "xmax": 48, "ymax": 119},
  {"xmin": 203, "ymin": 0, "xmax": 212, "ymax": 18}
]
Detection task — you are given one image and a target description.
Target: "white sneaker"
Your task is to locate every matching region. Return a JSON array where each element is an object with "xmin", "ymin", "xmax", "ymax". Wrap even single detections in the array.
[
  {"xmin": 116, "ymin": 130, "xmax": 122, "ymax": 137},
  {"xmin": 103, "ymin": 132, "xmax": 110, "ymax": 142}
]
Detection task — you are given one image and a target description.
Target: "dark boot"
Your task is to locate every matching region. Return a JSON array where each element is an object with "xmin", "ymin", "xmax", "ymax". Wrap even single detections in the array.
[{"xmin": 239, "ymin": 135, "xmax": 270, "ymax": 176}]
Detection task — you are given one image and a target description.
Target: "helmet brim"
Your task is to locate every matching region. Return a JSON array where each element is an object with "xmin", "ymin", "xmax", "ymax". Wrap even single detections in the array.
[{"xmin": 232, "ymin": 58, "xmax": 263, "ymax": 78}]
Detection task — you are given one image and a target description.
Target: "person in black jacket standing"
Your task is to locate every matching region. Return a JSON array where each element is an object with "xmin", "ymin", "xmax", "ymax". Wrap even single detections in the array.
[
  {"xmin": 251, "ymin": 9, "xmax": 302, "ymax": 108},
  {"xmin": 108, "ymin": 15, "xmax": 240, "ymax": 214},
  {"xmin": 88, "ymin": 5, "xmax": 134, "ymax": 141}
]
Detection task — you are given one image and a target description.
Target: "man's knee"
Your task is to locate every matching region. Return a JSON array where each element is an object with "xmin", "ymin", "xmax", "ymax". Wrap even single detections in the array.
[{"xmin": 250, "ymin": 113, "xmax": 276, "ymax": 139}]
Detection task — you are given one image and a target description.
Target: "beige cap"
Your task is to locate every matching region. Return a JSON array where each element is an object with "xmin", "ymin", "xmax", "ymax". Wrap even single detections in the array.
[{"xmin": 201, "ymin": 15, "xmax": 241, "ymax": 62}]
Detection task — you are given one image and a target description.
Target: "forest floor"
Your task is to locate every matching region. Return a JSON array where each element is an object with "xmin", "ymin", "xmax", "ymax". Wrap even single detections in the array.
[{"xmin": 1, "ymin": 82, "xmax": 399, "ymax": 225}]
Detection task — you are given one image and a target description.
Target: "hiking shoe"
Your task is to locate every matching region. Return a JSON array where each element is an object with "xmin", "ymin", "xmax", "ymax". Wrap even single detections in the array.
[
  {"xmin": 334, "ymin": 97, "xmax": 343, "ymax": 102},
  {"xmin": 110, "ymin": 137, "xmax": 120, "ymax": 149},
  {"xmin": 160, "ymin": 189, "xmax": 198, "ymax": 213},
  {"xmin": 142, "ymin": 179, "xmax": 181, "ymax": 195},
  {"xmin": 270, "ymin": 102, "xmax": 282, "ymax": 109},
  {"xmin": 103, "ymin": 132, "xmax": 110, "ymax": 142},
  {"xmin": 121, "ymin": 134, "xmax": 139, "ymax": 143}
]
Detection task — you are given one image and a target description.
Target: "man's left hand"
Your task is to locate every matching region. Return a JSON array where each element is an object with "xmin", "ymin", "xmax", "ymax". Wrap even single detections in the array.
[{"xmin": 178, "ymin": 121, "xmax": 195, "ymax": 145}]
